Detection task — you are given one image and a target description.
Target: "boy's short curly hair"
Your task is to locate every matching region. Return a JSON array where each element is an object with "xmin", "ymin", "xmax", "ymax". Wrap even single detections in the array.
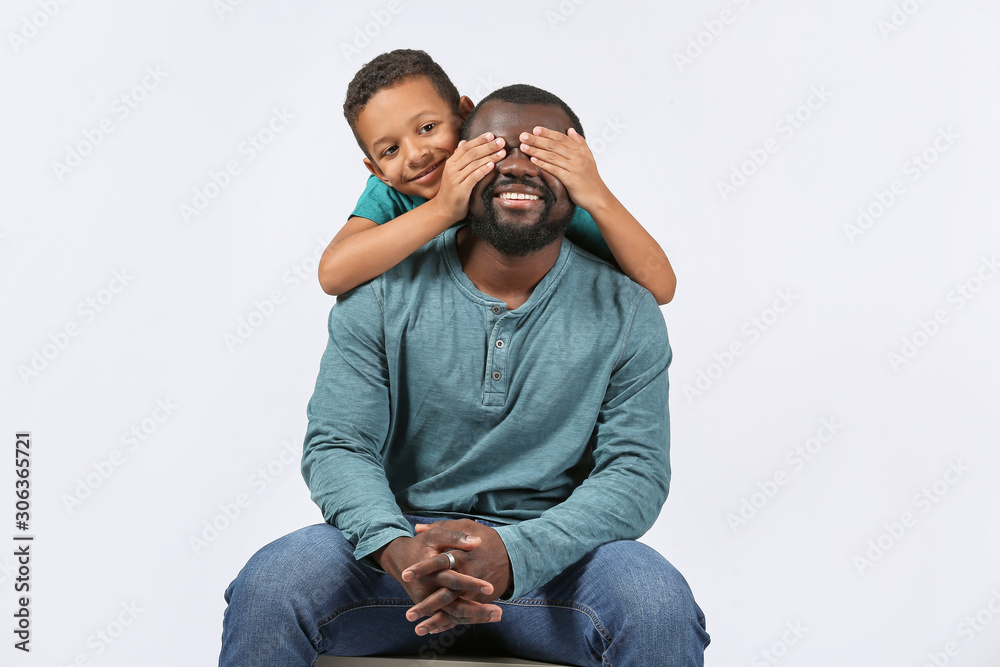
[{"xmin": 344, "ymin": 49, "xmax": 460, "ymax": 154}]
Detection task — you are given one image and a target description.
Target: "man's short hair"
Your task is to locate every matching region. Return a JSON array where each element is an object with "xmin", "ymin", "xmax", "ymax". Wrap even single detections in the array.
[
  {"xmin": 343, "ymin": 49, "xmax": 461, "ymax": 153},
  {"xmin": 462, "ymin": 84, "xmax": 585, "ymax": 140}
]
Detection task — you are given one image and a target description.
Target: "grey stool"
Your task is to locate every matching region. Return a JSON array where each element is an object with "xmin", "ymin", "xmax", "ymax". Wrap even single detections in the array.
[{"xmin": 317, "ymin": 656, "xmax": 566, "ymax": 666}]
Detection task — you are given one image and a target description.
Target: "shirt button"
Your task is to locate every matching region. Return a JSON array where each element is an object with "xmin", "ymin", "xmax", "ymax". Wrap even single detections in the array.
[
  {"xmin": 492, "ymin": 371, "xmax": 502, "ymax": 381},
  {"xmin": 495, "ymin": 340, "xmax": 504, "ymax": 348},
  {"xmin": 491, "ymin": 305, "xmax": 501, "ymax": 314}
]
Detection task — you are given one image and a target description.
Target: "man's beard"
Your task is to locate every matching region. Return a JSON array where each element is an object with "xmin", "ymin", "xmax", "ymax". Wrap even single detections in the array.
[{"xmin": 465, "ymin": 176, "xmax": 575, "ymax": 256}]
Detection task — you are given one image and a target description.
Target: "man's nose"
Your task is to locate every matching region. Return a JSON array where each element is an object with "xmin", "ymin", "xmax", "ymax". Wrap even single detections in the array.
[{"xmin": 497, "ymin": 142, "xmax": 539, "ymax": 178}]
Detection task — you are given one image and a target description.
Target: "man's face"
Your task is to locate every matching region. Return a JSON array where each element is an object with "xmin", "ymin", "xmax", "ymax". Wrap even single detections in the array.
[
  {"xmin": 464, "ymin": 101, "xmax": 576, "ymax": 256},
  {"xmin": 354, "ymin": 76, "xmax": 467, "ymax": 199}
]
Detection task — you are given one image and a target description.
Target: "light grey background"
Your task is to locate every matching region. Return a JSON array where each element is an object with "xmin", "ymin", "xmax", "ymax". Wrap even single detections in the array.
[{"xmin": 2, "ymin": 1, "xmax": 999, "ymax": 665}]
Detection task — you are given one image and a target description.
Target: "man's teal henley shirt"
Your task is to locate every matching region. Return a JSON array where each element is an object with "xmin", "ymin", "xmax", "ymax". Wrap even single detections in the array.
[{"xmin": 301, "ymin": 225, "xmax": 672, "ymax": 599}]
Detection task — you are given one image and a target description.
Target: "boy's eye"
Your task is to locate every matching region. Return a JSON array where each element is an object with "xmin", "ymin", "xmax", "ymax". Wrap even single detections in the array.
[
  {"xmin": 381, "ymin": 145, "xmax": 398, "ymax": 158},
  {"xmin": 419, "ymin": 123, "xmax": 436, "ymax": 133}
]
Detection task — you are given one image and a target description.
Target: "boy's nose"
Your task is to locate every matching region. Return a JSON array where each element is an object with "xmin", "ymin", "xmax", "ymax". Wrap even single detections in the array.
[{"xmin": 404, "ymin": 139, "xmax": 432, "ymax": 166}]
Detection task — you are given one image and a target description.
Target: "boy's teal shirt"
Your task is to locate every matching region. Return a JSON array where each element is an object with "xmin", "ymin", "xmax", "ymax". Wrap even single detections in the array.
[
  {"xmin": 351, "ymin": 174, "xmax": 614, "ymax": 262},
  {"xmin": 301, "ymin": 224, "xmax": 671, "ymax": 599}
]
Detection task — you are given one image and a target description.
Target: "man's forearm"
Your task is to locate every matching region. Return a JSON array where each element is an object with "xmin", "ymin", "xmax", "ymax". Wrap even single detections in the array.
[
  {"xmin": 301, "ymin": 434, "xmax": 413, "ymax": 567},
  {"xmin": 493, "ymin": 457, "xmax": 668, "ymax": 599},
  {"xmin": 302, "ymin": 284, "xmax": 413, "ymax": 567}
]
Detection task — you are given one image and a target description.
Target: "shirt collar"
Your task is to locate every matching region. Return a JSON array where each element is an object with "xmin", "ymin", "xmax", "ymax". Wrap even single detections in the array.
[{"xmin": 440, "ymin": 225, "xmax": 573, "ymax": 315}]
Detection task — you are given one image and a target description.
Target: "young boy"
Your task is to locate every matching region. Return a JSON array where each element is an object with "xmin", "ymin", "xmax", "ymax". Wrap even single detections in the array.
[{"xmin": 319, "ymin": 49, "xmax": 676, "ymax": 305}]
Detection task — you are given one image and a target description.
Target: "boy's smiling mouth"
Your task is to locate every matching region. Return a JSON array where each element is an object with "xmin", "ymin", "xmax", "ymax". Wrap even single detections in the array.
[{"xmin": 409, "ymin": 161, "xmax": 443, "ymax": 183}]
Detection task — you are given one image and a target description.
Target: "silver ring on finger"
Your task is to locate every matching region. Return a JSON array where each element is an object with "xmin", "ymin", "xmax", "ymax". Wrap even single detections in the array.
[{"xmin": 444, "ymin": 551, "xmax": 456, "ymax": 569}]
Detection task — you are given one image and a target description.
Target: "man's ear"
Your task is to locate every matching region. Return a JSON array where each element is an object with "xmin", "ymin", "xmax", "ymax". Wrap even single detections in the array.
[
  {"xmin": 458, "ymin": 95, "xmax": 474, "ymax": 121},
  {"xmin": 363, "ymin": 157, "xmax": 392, "ymax": 188}
]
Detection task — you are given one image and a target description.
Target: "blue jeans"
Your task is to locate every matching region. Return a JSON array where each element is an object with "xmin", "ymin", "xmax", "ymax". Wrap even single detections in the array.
[{"xmin": 220, "ymin": 515, "xmax": 709, "ymax": 666}]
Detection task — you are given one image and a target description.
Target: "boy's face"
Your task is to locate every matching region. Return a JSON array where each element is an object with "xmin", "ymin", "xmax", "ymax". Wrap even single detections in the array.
[{"xmin": 355, "ymin": 76, "xmax": 473, "ymax": 199}]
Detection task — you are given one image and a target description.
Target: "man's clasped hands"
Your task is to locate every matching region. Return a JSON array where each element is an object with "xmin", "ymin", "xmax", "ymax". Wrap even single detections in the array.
[{"xmin": 372, "ymin": 519, "xmax": 514, "ymax": 636}]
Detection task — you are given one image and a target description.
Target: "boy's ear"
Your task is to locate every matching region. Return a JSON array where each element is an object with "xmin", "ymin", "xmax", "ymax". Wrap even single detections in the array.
[
  {"xmin": 363, "ymin": 157, "xmax": 393, "ymax": 188},
  {"xmin": 458, "ymin": 95, "xmax": 474, "ymax": 121}
]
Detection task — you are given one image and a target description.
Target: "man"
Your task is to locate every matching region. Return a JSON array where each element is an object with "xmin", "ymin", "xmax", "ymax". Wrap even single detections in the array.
[{"xmin": 220, "ymin": 85, "xmax": 709, "ymax": 666}]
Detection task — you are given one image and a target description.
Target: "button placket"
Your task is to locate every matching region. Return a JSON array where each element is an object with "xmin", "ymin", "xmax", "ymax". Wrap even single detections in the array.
[{"xmin": 483, "ymin": 305, "xmax": 511, "ymax": 406}]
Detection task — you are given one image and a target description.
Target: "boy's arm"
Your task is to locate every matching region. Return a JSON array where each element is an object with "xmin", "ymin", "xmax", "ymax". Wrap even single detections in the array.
[
  {"xmin": 318, "ymin": 208, "xmax": 448, "ymax": 296},
  {"xmin": 521, "ymin": 127, "xmax": 677, "ymax": 305},
  {"xmin": 318, "ymin": 133, "xmax": 507, "ymax": 295}
]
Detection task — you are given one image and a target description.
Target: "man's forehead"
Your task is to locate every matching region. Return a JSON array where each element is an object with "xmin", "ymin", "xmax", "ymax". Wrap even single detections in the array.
[{"xmin": 470, "ymin": 101, "xmax": 573, "ymax": 135}]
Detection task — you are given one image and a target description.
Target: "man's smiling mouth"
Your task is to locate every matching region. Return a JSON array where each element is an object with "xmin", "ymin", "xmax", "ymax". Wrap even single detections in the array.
[{"xmin": 498, "ymin": 193, "xmax": 540, "ymax": 200}]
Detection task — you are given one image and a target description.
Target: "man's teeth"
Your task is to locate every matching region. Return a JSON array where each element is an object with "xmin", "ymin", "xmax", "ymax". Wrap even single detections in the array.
[{"xmin": 499, "ymin": 193, "xmax": 540, "ymax": 200}]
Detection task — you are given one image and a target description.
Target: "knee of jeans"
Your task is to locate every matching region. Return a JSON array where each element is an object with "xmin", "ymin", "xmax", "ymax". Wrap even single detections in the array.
[
  {"xmin": 601, "ymin": 541, "xmax": 701, "ymax": 623},
  {"xmin": 228, "ymin": 524, "xmax": 350, "ymax": 607}
]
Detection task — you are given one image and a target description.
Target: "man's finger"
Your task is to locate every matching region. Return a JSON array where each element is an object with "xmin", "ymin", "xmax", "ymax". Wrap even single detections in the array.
[
  {"xmin": 401, "ymin": 551, "xmax": 455, "ymax": 581},
  {"xmin": 444, "ymin": 599, "xmax": 503, "ymax": 625},
  {"xmin": 414, "ymin": 609, "xmax": 459, "ymax": 636},
  {"xmin": 413, "ymin": 524, "xmax": 481, "ymax": 547},
  {"xmin": 413, "ymin": 600, "xmax": 502, "ymax": 635},
  {"xmin": 437, "ymin": 570, "xmax": 494, "ymax": 596},
  {"xmin": 402, "ymin": 555, "xmax": 494, "ymax": 595},
  {"xmin": 430, "ymin": 528, "xmax": 483, "ymax": 549},
  {"xmin": 406, "ymin": 586, "xmax": 459, "ymax": 621}
]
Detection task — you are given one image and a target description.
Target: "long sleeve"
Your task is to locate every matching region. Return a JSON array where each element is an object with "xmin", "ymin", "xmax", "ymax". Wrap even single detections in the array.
[
  {"xmin": 492, "ymin": 290, "xmax": 672, "ymax": 599},
  {"xmin": 301, "ymin": 280, "xmax": 412, "ymax": 570}
]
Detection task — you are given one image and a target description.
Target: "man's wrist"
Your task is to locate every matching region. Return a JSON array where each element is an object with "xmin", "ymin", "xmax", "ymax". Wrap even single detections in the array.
[{"xmin": 372, "ymin": 536, "xmax": 407, "ymax": 573}]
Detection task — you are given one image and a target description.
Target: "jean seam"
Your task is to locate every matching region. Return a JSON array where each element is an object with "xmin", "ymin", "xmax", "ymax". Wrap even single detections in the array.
[
  {"xmin": 501, "ymin": 598, "xmax": 613, "ymax": 644},
  {"xmin": 311, "ymin": 598, "xmax": 411, "ymax": 645}
]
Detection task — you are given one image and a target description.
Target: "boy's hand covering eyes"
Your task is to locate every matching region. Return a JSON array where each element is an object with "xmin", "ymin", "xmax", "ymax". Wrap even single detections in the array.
[
  {"xmin": 432, "ymin": 132, "xmax": 506, "ymax": 223},
  {"xmin": 518, "ymin": 126, "xmax": 611, "ymax": 214}
]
